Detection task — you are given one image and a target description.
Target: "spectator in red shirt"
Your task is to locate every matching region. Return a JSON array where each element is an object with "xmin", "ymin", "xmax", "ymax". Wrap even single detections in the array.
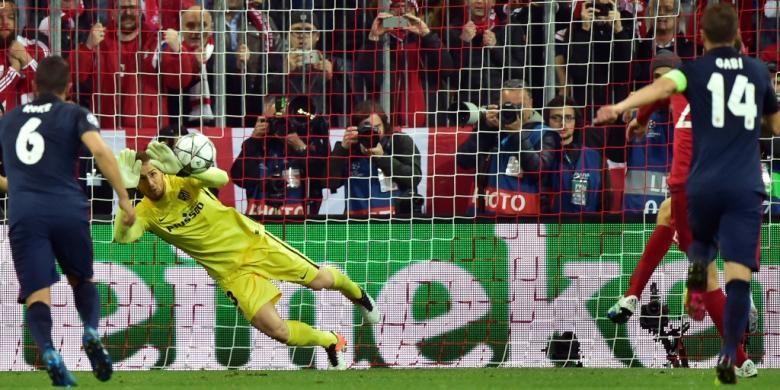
[
  {"xmin": 0, "ymin": 0, "xmax": 50, "ymax": 111},
  {"xmin": 37, "ymin": 0, "xmax": 93, "ymax": 60},
  {"xmin": 162, "ymin": 5, "xmax": 216, "ymax": 127},
  {"xmin": 70, "ymin": 0, "xmax": 182, "ymax": 129},
  {"xmin": 159, "ymin": 0, "xmax": 197, "ymax": 30}
]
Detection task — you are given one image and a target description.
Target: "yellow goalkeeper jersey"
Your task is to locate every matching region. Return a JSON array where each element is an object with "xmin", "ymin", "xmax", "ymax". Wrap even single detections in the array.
[{"xmin": 132, "ymin": 175, "xmax": 265, "ymax": 281}]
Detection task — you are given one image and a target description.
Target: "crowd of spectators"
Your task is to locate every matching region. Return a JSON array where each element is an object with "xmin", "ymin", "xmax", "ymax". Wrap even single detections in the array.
[{"xmin": 0, "ymin": 0, "xmax": 779, "ymax": 218}]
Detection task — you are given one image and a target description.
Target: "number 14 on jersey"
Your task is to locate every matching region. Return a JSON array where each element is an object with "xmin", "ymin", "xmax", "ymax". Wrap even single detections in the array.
[{"xmin": 706, "ymin": 72, "xmax": 757, "ymax": 130}]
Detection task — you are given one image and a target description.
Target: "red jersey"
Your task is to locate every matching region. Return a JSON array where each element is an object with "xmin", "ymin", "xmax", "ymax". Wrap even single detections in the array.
[
  {"xmin": 636, "ymin": 94, "xmax": 693, "ymax": 251},
  {"xmin": 0, "ymin": 37, "xmax": 50, "ymax": 112},
  {"xmin": 636, "ymin": 94, "xmax": 693, "ymax": 189},
  {"xmin": 70, "ymin": 28, "xmax": 184, "ymax": 129},
  {"xmin": 668, "ymin": 94, "xmax": 692, "ymax": 189}
]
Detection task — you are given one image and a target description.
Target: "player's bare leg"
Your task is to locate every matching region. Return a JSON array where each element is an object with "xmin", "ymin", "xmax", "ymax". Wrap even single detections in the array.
[
  {"xmin": 251, "ymin": 302, "xmax": 348, "ymax": 369},
  {"xmin": 715, "ymin": 262, "xmax": 753, "ymax": 384},
  {"xmin": 67, "ymin": 275, "xmax": 112, "ymax": 382},
  {"xmin": 307, "ymin": 266, "xmax": 381, "ymax": 324},
  {"xmin": 25, "ymin": 287, "xmax": 77, "ymax": 387},
  {"xmin": 608, "ymin": 199, "xmax": 674, "ymax": 323}
]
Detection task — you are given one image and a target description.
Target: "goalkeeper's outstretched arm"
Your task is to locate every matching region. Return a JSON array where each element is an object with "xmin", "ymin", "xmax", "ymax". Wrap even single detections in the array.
[
  {"xmin": 191, "ymin": 167, "xmax": 230, "ymax": 188},
  {"xmin": 114, "ymin": 208, "xmax": 147, "ymax": 243}
]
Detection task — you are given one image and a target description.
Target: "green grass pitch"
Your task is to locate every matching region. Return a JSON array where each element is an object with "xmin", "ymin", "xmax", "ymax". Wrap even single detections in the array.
[{"xmin": 3, "ymin": 368, "xmax": 780, "ymax": 389}]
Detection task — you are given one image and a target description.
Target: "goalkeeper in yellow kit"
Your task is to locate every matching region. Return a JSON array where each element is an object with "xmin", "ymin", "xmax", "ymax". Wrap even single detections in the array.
[{"xmin": 113, "ymin": 142, "xmax": 380, "ymax": 370}]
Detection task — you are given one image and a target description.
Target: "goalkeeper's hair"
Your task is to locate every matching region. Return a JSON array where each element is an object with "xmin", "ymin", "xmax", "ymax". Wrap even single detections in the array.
[
  {"xmin": 135, "ymin": 150, "xmax": 152, "ymax": 163},
  {"xmin": 35, "ymin": 56, "xmax": 70, "ymax": 95}
]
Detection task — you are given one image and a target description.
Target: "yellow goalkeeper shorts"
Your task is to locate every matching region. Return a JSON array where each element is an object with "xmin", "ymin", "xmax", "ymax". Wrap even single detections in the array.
[{"xmin": 218, "ymin": 231, "xmax": 320, "ymax": 322}]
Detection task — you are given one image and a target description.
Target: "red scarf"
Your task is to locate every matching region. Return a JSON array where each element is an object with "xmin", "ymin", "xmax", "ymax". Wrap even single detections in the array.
[
  {"xmin": 247, "ymin": 3, "xmax": 275, "ymax": 52},
  {"xmin": 182, "ymin": 37, "xmax": 215, "ymax": 121}
]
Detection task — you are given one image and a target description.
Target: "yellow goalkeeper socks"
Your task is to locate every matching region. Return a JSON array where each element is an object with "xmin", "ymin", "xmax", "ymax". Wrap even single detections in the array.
[
  {"xmin": 285, "ymin": 320, "xmax": 337, "ymax": 348},
  {"xmin": 326, "ymin": 267, "xmax": 362, "ymax": 300}
]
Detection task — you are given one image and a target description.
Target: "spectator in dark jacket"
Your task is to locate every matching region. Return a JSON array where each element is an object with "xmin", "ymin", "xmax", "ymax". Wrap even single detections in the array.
[
  {"xmin": 446, "ymin": 0, "xmax": 526, "ymax": 106},
  {"xmin": 557, "ymin": 0, "xmax": 633, "ymax": 110},
  {"xmin": 328, "ymin": 100, "xmax": 422, "ymax": 216},
  {"xmin": 354, "ymin": 0, "xmax": 455, "ymax": 127},
  {"xmin": 633, "ymin": 0, "xmax": 697, "ymax": 89},
  {"xmin": 268, "ymin": 10, "xmax": 351, "ymax": 126},
  {"xmin": 457, "ymin": 79, "xmax": 558, "ymax": 216},
  {"xmin": 544, "ymin": 96, "xmax": 604, "ymax": 214},
  {"xmin": 503, "ymin": 0, "xmax": 549, "ymax": 109},
  {"xmin": 231, "ymin": 95, "xmax": 330, "ymax": 216},
  {"xmin": 222, "ymin": 0, "xmax": 278, "ymax": 127}
]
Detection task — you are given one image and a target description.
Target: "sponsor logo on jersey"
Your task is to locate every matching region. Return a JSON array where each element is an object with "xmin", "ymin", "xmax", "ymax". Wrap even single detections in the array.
[
  {"xmin": 177, "ymin": 190, "xmax": 191, "ymax": 201},
  {"xmin": 164, "ymin": 202, "xmax": 204, "ymax": 232}
]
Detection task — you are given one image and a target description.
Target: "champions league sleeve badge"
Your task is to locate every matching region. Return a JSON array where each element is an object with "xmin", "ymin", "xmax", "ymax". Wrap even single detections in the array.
[{"xmin": 505, "ymin": 156, "xmax": 522, "ymax": 177}]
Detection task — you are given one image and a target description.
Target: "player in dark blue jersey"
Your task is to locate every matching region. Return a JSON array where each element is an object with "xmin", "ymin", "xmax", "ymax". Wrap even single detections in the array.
[
  {"xmin": 595, "ymin": 4, "xmax": 780, "ymax": 384},
  {"xmin": 0, "ymin": 56, "xmax": 135, "ymax": 387}
]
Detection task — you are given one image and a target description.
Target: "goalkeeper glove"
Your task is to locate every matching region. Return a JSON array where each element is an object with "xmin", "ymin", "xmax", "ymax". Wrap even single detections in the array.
[
  {"xmin": 147, "ymin": 141, "xmax": 183, "ymax": 175},
  {"xmin": 117, "ymin": 148, "xmax": 142, "ymax": 188}
]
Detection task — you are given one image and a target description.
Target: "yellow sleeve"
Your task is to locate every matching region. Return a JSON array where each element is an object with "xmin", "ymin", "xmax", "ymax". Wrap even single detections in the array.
[
  {"xmin": 189, "ymin": 167, "xmax": 229, "ymax": 189},
  {"xmin": 114, "ymin": 203, "xmax": 150, "ymax": 243},
  {"xmin": 662, "ymin": 69, "xmax": 687, "ymax": 93}
]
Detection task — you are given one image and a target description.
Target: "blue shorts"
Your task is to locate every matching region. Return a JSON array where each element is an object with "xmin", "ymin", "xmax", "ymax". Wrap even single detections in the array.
[
  {"xmin": 687, "ymin": 190, "xmax": 762, "ymax": 271},
  {"xmin": 10, "ymin": 214, "xmax": 94, "ymax": 304}
]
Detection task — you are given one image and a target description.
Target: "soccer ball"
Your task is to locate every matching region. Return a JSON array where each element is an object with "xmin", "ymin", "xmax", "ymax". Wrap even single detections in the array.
[{"xmin": 173, "ymin": 133, "xmax": 216, "ymax": 174}]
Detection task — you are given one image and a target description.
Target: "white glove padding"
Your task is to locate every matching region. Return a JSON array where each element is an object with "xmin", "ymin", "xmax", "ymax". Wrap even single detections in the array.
[
  {"xmin": 117, "ymin": 148, "xmax": 142, "ymax": 188},
  {"xmin": 147, "ymin": 141, "xmax": 183, "ymax": 175}
]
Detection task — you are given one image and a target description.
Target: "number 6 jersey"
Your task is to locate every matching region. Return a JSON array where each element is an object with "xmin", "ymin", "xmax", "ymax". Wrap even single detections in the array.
[{"xmin": 0, "ymin": 94, "xmax": 99, "ymax": 223}]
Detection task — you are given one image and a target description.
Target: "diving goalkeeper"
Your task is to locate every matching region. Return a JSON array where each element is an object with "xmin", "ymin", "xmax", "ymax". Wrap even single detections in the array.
[{"xmin": 113, "ymin": 142, "xmax": 380, "ymax": 370}]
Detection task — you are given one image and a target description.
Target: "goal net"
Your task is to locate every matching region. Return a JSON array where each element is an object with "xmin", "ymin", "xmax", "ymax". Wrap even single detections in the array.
[{"xmin": 0, "ymin": 0, "xmax": 779, "ymax": 371}]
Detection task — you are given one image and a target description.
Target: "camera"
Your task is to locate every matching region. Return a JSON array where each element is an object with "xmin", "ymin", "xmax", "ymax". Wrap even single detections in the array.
[
  {"xmin": 638, "ymin": 282, "xmax": 691, "ymax": 368},
  {"xmin": 267, "ymin": 96, "xmax": 317, "ymax": 137},
  {"xmin": 639, "ymin": 282, "xmax": 669, "ymax": 334},
  {"xmin": 543, "ymin": 331, "xmax": 583, "ymax": 368},
  {"xmin": 448, "ymin": 101, "xmax": 521, "ymax": 127},
  {"xmin": 357, "ymin": 122, "xmax": 382, "ymax": 149},
  {"xmin": 594, "ymin": 3, "xmax": 613, "ymax": 17},
  {"xmin": 299, "ymin": 50, "xmax": 321, "ymax": 65},
  {"xmin": 382, "ymin": 16, "xmax": 410, "ymax": 29},
  {"xmin": 264, "ymin": 159, "xmax": 287, "ymax": 208},
  {"xmin": 585, "ymin": 2, "xmax": 613, "ymax": 18}
]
